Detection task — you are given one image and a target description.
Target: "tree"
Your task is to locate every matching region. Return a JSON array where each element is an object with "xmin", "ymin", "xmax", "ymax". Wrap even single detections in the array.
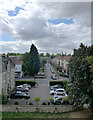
[
  {"xmin": 39, "ymin": 53, "xmax": 44, "ymax": 57},
  {"xmin": 46, "ymin": 53, "xmax": 50, "ymax": 57},
  {"xmin": 22, "ymin": 44, "xmax": 40, "ymax": 76},
  {"xmin": 69, "ymin": 43, "xmax": 93, "ymax": 112}
]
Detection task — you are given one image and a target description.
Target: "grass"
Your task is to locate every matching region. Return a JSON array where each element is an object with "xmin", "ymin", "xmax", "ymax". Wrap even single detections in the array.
[{"xmin": 2, "ymin": 112, "xmax": 69, "ymax": 118}]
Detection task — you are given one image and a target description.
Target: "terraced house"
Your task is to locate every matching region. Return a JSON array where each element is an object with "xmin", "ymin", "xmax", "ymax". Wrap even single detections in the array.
[
  {"xmin": 2, "ymin": 57, "xmax": 15, "ymax": 96},
  {"xmin": 51, "ymin": 55, "xmax": 71, "ymax": 75}
]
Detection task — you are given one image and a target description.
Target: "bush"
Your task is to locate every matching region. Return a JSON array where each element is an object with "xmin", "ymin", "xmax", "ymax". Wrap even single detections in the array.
[
  {"xmin": 15, "ymin": 80, "xmax": 36, "ymax": 86},
  {"xmin": 49, "ymin": 97, "xmax": 54, "ymax": 103},
  {"xmin": 59, "ymin": 73, "xmax": 69, "ymax": 78},
  {"xmin": 34, "ymin": 97, "xmax": 40, "ymax": 102},
  {"xmin": 55, "ymin": 102, "xmax": 61, "ymax": 105},
  {"xmin": 2, "ymin": 94, "xmax": 7, "ymax": 104},
  {"xmin": 62, "ymin": 97, "xmax": 68, "ymax": 101},
  {"xmin": 29, "ymin": 102, "xmax": 33, "ymax": 105},
  {"xmin": 42, "ymin": 102, "xmax": 47, "ymax": 105},
  {"xmin": 14, "ymin": 101, "xmax": 19, "ymax": 105}
]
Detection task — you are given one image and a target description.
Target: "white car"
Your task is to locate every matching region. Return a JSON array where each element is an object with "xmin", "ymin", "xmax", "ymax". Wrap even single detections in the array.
[
  {"xmin": 54, "ymin": 88, "xmax": 66, "ymax": 95},
  {"xmin": 54, "ymin": 92, "xmax": 68, "ymax": 98},
  {"xmin": 53, "ymin": 93, "xmax": 68, "ymax": 104},
  {"xmin": 50, "ymin": 86, "xmax": 59, "ymax": 95},
  {"xmin": 23, "ymin": 84, "xmax": 31, "ymax": 89},
  {"xmin": 17, "ymin": 85, "xmax": 29, "ymax": 91}
]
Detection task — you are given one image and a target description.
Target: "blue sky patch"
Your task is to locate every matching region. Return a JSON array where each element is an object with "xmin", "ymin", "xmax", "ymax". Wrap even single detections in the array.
[
  {"xmin": 8, "ymin": 7, "xmax": 24, "ymax": 16},
  {"xmin": 1, "ymin": 32, "xmax": 16, "ymax": 42},
  {"xmin": 48, "ymin": 18, "xmax": 73, "ymax": 25}
]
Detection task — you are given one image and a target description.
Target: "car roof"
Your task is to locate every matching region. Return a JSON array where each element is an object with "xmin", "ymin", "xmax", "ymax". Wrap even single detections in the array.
[{"xmin": 56, "ymin": 88, "xmax": 65, "ymax": 91}]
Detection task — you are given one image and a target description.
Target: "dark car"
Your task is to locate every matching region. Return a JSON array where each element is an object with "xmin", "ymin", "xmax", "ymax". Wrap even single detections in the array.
[{"xmin": 10, "ymin": 92, "xmax": 30, "ymax": 99}]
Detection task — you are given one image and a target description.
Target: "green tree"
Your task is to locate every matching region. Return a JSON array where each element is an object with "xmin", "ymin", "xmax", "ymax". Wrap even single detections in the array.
[
  {"xmin": 39, "ymin": 53, "xmax": 44, "ymax": 57},
  {"xmin": 69, "ymin": 43, "xmax": 93, "ymax": 112},
  {"xmin": 22, "ymin": 44, "xmax": 40, "ymax": 76},
  {"xmin": 46, "ymin": 53, "xmax": 50, "ymax": 57}
]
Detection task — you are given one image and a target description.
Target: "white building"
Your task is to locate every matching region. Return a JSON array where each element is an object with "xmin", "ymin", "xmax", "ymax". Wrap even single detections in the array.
[{"xmin": 9, "ymin": 56, "xmax": 23, "ymax": 78}]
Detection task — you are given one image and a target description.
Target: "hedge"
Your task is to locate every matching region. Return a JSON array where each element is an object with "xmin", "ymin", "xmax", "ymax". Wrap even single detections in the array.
[
  {"xmin": 59, "ymin": 73, "xmax": 69, "ymax": 78},
  {"xmin": 15, "ymin": 80, "xmax": 36, "ymax": 86}
]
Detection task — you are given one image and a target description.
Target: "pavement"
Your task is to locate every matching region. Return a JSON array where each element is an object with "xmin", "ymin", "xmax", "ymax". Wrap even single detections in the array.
[{"xmin": 7, "ymin": 62, "xmax": 69, "ymax": 105}]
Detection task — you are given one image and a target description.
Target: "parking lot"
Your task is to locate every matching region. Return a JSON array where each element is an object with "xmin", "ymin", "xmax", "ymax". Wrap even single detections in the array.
[
  {"xmin": 7, "ymin": 63, "xmax": 69, "ymax": 105},
  {"xmin": 7, "ymin": 84, "xmax": 53, "ymax": 105}
]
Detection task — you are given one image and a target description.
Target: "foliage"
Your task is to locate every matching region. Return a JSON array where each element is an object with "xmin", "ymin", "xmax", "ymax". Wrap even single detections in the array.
[
  {"xmin": 49, "ymin": 97, "xmax": 54, "ymax": 103},
  {"xmin": 7, "ymin": 53, "xmax": 24, "ymax": 56},
  {"xmin": 62, "ymin": 97, "xmax": 68, "ymax": 101},
  {"xmin": 29, "ymin": 102, "xmax": 33, "ymax": 105},
  {"xmin": 59, "ymin": 73, "xmax": 69, "ymax": 78},
  {"xmin": 41, "ymin": 59, "xmax": 47, "ymax": 67},
  {"xmin": 34, "ymin": 97, "xmax": 40, "ymax": 102},
  {"xmin": 39, "ymin": 53, "xmax": 44, "ymax": 57},
  {"xmin": 69, "ymin": 43, "xmax": 93, "ymax": 111},
  {"xmin": 14, "ymin": 101, "xmax": 19, "ymax": 105},
  {"xmin": 55, "ymin": 102, "xmax": 61, "ymax": 105},
  {"xmin": 15, "ymin": 80, "xmax": 36, "ymax": 86},
  {"xmin": 22, "ymin": 44, "xmax": 40, "ymax": 76},
  {"xmin": 45, "ymin": 53, "xmax": 50, "ymax": 57},
  {"xmin": 2, "ymin": 94, "xmax": 7, "ymax": 104},
  {"xmin": 42, "ymin": 102, "xmax": 47, "ymax": 105}
]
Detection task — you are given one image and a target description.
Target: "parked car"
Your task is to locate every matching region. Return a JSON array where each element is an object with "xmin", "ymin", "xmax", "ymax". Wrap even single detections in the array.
[
  {"xmin": 50, "ymin": 85, "xmax": 62, "ymax": 90},
  {"xmin": 51, "ymin": 74, "xmax": 57, "ymax": 80},
  {"xmin": 53, "ymin": 95, "xmax": 69, "ymax": 105},
  {"xmin": 54, "ymin": 88, "xmax": 66, "ymax": 95},
  {"xmin": 53, "ymin": 96, "xmax": 64, "ymax": 104},
  {"xmin": 16, "ymin": 87, "xmax": 29, "ymax": 92},
  {"xmin": 10, "ymin": 91, "xmax": 30, "ymax": 99},
  {"xmin": 54, "ymin": 92, "xmax": 68, "ymax": 98},
  {"xmin": 23, "ymin": 84, "xmax": 31, "ymax": 89},
  {"xmin": 50, "ymin": 87, "xmax": 59, "ymax": 95},
  {"xmin": 17, "ymin": 85, "xmax": 29, "ymax": 91}
]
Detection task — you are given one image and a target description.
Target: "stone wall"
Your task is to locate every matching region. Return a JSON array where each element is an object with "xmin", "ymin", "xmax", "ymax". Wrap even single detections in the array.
[{"xmin": 2, "ymin": 105, "xmax": 73, "ymax": 113}]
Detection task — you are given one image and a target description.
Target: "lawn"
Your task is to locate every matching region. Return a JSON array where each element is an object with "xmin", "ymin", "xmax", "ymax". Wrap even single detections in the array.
[{"xmin": 2, "ymin": 112, "xmax": 69, "ymax": 118}]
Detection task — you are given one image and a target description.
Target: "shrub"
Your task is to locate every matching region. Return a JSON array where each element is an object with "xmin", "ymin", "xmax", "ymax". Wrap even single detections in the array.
[
  {"xmin": 15, "ymin": 80, "xmax": 36, "ymax": 86},
  {"xmin": 2, "ymin": 94, "xmax": 7, "ymax": 104},
  {"xmin": 14, "ymin": 101, "xmax": 19, "ymax": 105},
  {"xmin": 59, "ymin": 73, "xmax": 69, "ymax": 78},
  {"xmin": 34, "ymin": 97, "xmax": 40, "ymax": 102},
  {"xmin": 29, "ymin": 102, "xmax": 33, "ymax": 105},
  {"xmin": 62, "ymin": 97, "xmax": 68, "ymax": 101},
  {"xmin": 55, "ymin": 102, "xmax": 61, "ymax": 105},
  {"xmin": 49, "ymin": 97, "xmax": 54, "ymax": 103},
  {"xmin": 42, "ymin": 102, "xmax": 47, "ymax": 105}
]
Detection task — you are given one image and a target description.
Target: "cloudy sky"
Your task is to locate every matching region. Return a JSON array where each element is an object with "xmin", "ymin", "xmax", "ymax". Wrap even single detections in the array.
[{"xmin": 0, "ymin": 0, "xmax": 92, "ymax": 54}]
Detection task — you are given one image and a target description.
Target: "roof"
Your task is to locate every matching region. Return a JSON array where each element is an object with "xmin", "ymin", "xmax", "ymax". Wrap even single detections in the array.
[
  {"xmin": 2, "ymin": 57, "xmax": 15, "ymax": 72},
  {"xmin": 9, "ymin": 56, "xmax": 23, "ymax": 65},
  {"xmin": 60, "ymin": 56, "xmax": 71, "ymax": 62}
]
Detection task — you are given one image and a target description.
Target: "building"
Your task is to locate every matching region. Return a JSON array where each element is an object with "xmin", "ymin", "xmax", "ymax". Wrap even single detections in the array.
[
  {"xmin": 9, "ymin": 56, "xmax": 23, "ymax": 78},
  {"xmin": 51, "ymin": 55, "xmax": 71, "ymax": 75},
  {"xmin": 2, "ymin": 56, "xmax": 15, "ymax": 96},
  {"xmin": 60, "ymin": 56, "xmax": 71, "ymax": 75}
]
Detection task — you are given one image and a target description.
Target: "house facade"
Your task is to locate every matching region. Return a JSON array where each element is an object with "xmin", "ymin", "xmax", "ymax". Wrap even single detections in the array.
[
  {"xmin": 2, "ymin": 57, "xmax": 15, "ymax": 96},
  {"xmin": 9, "ymin": 56, "xmax": 23, "ymax": 78},
  {"xmin": 51, "ymin": 55, "xmax": 71, "ymax": 75}
]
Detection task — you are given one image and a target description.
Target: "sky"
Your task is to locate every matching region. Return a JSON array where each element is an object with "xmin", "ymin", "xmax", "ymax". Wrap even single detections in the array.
[{"xmin": 0, "ymin": 0, "xmax": 92, "ymax": 54}]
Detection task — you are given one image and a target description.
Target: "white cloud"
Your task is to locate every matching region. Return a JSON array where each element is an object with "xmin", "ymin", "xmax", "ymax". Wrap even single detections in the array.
[{"xmin": 0, "ymin": 1, "xmax": 91, "ymax": 54}]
